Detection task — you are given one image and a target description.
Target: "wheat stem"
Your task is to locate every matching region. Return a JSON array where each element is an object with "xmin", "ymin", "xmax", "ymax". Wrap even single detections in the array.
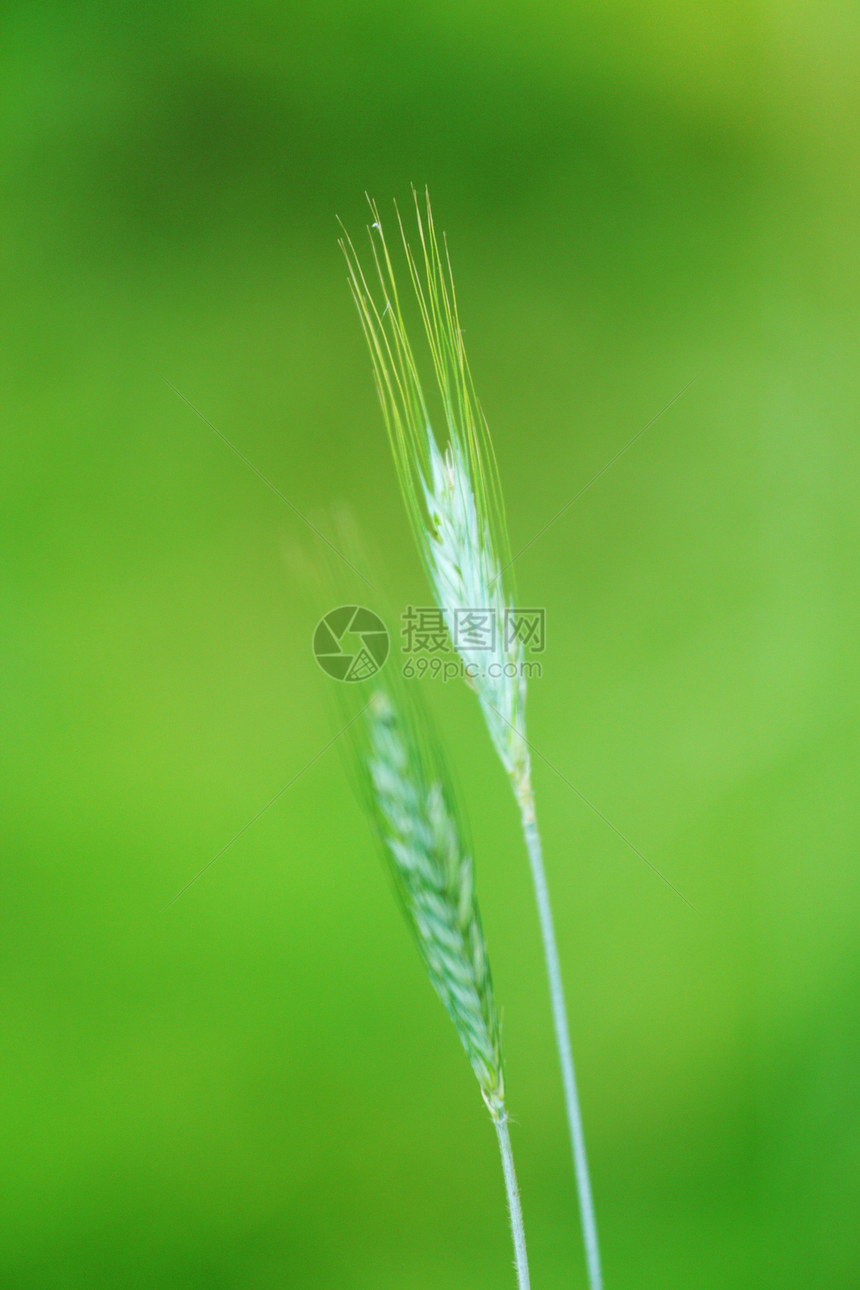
[
  {"xmin": 494, "ymin": 1113, "xmax": 531, "ymax": 1290},
  {"xmin": 520, "ymin": 788, "xmax": 602, "ymax": 1290}
]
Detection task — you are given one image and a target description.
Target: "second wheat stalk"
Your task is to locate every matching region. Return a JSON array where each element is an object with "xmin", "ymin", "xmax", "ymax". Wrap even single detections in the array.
[{"xmin": 360, "ymin": 687, "xmax": 530, "ymax": 1289}]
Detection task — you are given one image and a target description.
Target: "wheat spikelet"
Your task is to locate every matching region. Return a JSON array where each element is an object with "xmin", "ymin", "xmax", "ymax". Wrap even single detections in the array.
[
  {"xmin": 364, "ymin": 687, "xmax": 504, "ymax": 1119},
  {"xmin": 422, "ymin": 432, "xmax": 529, "ymax": 787},
  {"xmin": 359, "ymin": 684, "xmax": 530, "ymax": 1285},
  {"xmin": 340, "ymin": 189, "xmax": 530, "ymax": 792}
]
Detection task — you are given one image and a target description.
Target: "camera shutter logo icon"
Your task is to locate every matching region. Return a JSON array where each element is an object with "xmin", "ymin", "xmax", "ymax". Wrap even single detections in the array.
[{"xmin": 313, "ymin": 605, "xmax": 390, "ymax": 682}]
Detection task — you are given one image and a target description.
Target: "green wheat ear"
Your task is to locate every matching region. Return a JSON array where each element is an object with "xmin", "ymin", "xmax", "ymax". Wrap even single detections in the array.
[
  {"xmin": 358, "ymin": 684, "xmax": 529, "ymax": 1289},
  {"xmin": 364, "ymin": 688, "xmax": 503, "ymax": 1116},
  {"xmin": 341, "ymin": 192, "xmax": 603, "ymax": 1290},
  {"xmin": 339, "ymin": 190, "xmax": 528, "ymax": 788}
]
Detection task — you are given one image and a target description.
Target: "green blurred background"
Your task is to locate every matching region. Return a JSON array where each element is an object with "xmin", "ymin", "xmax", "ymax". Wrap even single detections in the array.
[{"xmin": 3, "ymin": 2, "xmax": 858, "ymax": 1285}]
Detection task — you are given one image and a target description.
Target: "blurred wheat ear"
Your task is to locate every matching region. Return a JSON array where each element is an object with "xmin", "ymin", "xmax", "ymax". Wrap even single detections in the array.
[
  {"xmin": 341, "ymin": 189, "xmax": 602, "ymax": 1290},
  {"xmin": 359, "ymin": 685, "xmax": 529, "ymax": 1289}
]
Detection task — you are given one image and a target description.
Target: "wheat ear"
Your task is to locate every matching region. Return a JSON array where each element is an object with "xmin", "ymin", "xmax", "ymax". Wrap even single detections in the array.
[
  {"xmin": 341, "ymin": 191, "xmax": 602, "ymax": 1290},
  {"xmin": 361, "ymin": 688, "xmax": 529, "ymax": 1289}
]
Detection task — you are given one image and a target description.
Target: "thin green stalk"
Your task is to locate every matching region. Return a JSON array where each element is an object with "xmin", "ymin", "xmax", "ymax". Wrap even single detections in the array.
[
  {"xmin": 520, "ymin": 789, "xmax": 602, "ymax": 1290},
  {"xmin": 495, "ymin": 1113, "xmax": 531, "ymax": 1290}
]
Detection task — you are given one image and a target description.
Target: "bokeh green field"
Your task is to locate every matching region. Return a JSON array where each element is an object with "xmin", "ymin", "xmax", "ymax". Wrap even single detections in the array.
[{"xmin": 3, "ymin": 2, "xmax": 859, "ymax": 1286}]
